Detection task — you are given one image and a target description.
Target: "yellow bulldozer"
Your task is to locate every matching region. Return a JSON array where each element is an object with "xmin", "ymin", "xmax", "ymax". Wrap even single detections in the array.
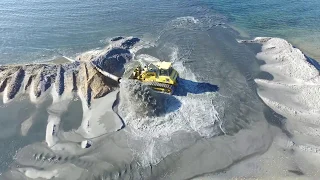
[
  {"xmin": 129, "ymin": 61, "xmax": 179, "ymax": 94},
  {"xmin": 93, "ymin": 60, "xmax": 179, "ymax": 94}
]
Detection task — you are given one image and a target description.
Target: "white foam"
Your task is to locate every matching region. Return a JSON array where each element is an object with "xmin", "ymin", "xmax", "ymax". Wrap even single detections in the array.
[
  {"xmin": 130, "ymin": 39, "xmax": 154, "ymax": 56},
  {"xmin": 119, "ymin": 46, "xmax": 222, "ymax": 165},
  {"xmin": 166, "ymin": 16, "xmax": 200, "ymax": 30},
  {"xmin": 164, "ymin": 15, "xmax": 222, "ymax": 32},
  {"xmin": 136, "ymin": 54, "xmax": 162, "ymax": 64}
]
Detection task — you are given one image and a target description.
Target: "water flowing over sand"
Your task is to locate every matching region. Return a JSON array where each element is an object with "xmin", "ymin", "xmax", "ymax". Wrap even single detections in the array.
[
  {"xmin": 0, "ymin": 31, "xmax": 227, "ymax": 179},
  {"xmin": 1, "ymin": 10, "xmax": 320, "ymax": 179}
]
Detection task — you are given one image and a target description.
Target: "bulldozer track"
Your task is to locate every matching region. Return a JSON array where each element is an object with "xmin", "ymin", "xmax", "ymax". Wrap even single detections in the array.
[
  {"xmin": 143, "ymin": 81, "xmax": 174, "ymax": 94},
  {"xmin": 144, "ymin": 82, "xmax": 173, "ymax": 89}
]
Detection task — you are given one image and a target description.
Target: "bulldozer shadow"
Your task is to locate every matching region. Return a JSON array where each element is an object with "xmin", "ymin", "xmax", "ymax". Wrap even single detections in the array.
[{"xmin": 174, "ymin": 78, "xmax": 219, "ymax": 96}]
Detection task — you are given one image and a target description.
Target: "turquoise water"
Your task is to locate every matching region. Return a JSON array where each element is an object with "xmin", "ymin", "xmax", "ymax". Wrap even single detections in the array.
[
  {"xmin": 199, "ymin": 0, "xmax": 320, "ymax": 59},
  {"xmin": 201, "ymin": 0, "xmax": 320, "ymax": 31},
  {"xmin": 0, "ymin": 0, "xmax": 192, "ymax": 63},
  {"xmin": 1, "ymin": 0, "xmax": 319, "ymax": 64}
]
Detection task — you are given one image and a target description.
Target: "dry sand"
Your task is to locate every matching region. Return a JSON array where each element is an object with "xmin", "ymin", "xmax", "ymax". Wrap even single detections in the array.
[{"xmin": 205, "ymin": 37, "xmax": 320, "ymax": 179}]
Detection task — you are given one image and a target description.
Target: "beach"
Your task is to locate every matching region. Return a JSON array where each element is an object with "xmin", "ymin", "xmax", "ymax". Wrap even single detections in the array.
[{"xmin": 0, "ymin": 0, "xmax": 320, "ymax": 179}]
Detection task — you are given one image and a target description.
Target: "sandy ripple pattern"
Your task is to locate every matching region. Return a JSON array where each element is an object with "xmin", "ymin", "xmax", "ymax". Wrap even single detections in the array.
[
  {"xmin": 240, "ymin": 37, "xmax": 320, "ymax": 176},
  {"xmin": 0, "ymin": 37, "xmax": 140, "ymax": 147}
]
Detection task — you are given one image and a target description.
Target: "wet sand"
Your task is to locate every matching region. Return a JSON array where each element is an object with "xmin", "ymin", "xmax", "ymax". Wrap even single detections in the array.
[{"xmin": 1, "ymin": 22, "xmax": 320, "ymax": 180}]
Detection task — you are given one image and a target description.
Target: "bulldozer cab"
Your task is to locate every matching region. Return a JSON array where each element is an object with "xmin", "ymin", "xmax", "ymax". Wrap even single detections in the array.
[{"xmin": 145, "ymin": 63, "xmax": 159, "ymax": 77}]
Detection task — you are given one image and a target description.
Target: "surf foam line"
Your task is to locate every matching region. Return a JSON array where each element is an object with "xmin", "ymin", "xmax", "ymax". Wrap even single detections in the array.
[{"xmin": 118, "ymin": 44, "xmax": 224, "ymax": 167}]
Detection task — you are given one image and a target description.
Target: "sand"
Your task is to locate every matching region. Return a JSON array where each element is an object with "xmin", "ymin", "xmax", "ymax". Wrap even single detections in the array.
[
  {"xmin": 2, "ymin": 31, "xmax": 320, "ymax": 179},
  {"xmin": 231, "ymin": 37, "xmax": 320, "ymax": 177}
]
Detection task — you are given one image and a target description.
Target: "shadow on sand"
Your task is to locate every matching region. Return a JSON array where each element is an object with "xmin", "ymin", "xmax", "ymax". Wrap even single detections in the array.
[
  {"xmin": 305, "ymin": 55, "xmax": 320, "ymax": 71},
  {"xmin": 174, "ymin": 78, "xmax": 219, "ymax": 96}
]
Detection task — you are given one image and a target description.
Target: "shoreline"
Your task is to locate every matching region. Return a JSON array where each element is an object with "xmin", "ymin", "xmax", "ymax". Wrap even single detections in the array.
[
  {"xmin": 239, "ymin": 37, "xmax": 320, "ymax": 177},
  {"xmin": 229, "ymin": 23, "xmax": 320, "ymax": 62}
]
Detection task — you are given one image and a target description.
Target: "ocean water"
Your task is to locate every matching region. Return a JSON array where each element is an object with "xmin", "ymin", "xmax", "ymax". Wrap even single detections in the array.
[
  {"xmin": 199, "ymin": 0, "xmax": 320, "ymax": 59},
  {"xmin": 1, "ymin": 0, "xmax": 319, "ymax": 63},
  {"xmin": 0, "ymin": 0, "xmax": 319, "ymax": 179},
  {"xmin": 0, "ymin": 0, "xmax": 192, "ymax": 63}
]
